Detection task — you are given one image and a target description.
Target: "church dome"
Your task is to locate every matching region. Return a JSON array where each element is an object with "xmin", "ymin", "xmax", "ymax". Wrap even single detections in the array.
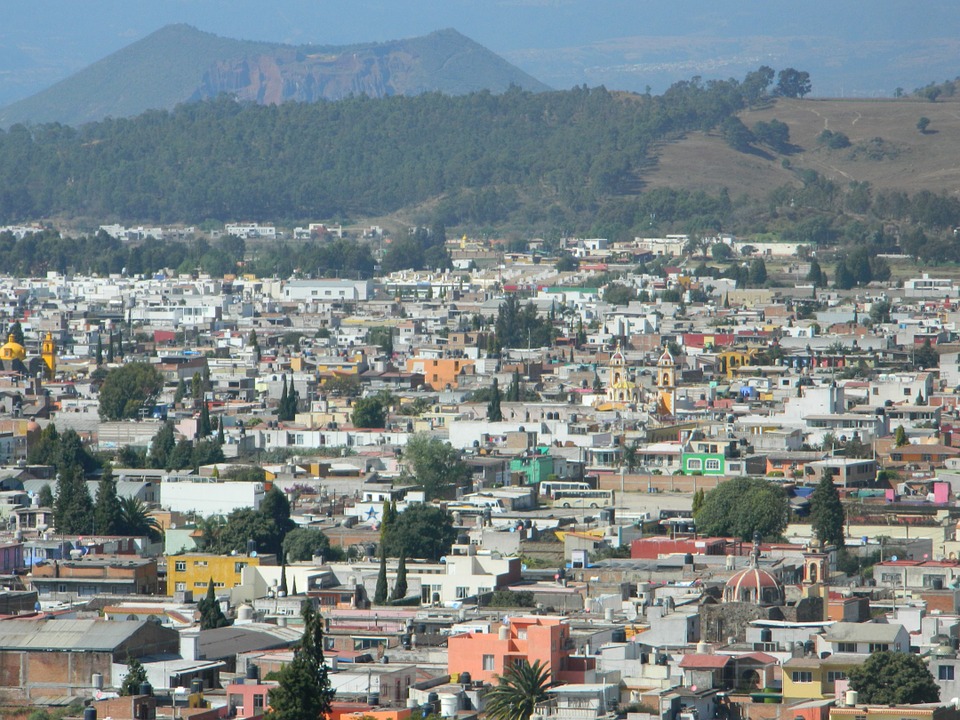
[
  {"xmin": 0, "ymin": 334, "xmax": 26, "ymax": 362},
  {"xmin": 724, "ymin": 567, "xmax": 784, "ymax": 606}
]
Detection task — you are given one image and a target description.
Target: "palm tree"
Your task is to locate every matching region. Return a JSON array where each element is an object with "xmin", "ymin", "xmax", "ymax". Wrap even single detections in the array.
[
  {"xmin": 485, "ymin": 659, "xmax": 559, "ymax": 720},
  {"xmin": 118, "ymin": 497, "xmax": 162, "ymax": 542}
]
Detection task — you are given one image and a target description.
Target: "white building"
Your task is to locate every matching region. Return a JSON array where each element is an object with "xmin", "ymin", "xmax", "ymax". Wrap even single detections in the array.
[
  {"xmin": 281, "ymin": 279, "xmax": 372, "ymax": 303},
  {"xmin": 159, "ymin": 476, "xmax": 265, "ymax": 515}
]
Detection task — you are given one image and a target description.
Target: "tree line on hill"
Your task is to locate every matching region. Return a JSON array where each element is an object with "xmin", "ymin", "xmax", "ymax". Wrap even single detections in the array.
[{"xmin": 0, "ymin": 70, "xmax": 786, "ymax": 229}]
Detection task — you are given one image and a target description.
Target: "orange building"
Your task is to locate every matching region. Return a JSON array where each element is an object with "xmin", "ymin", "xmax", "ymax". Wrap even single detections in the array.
[
  {"xmin": 405, "ymin": 356, "xmax": 475, "ymax": 391},
  {"xmin": 447, "ymin": 615, "xmax": 592, "ymax": 684}
]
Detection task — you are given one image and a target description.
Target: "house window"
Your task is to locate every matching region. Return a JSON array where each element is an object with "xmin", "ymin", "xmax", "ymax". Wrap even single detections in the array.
[
  {"xmin": 791, "ymin": 671, "xmax": 813, "ymax": 683},
  {"xmin": 687, "ymin": 459, "xmax": 702, "ymax": 471},
  {"xmin": 483, "ymin": 655, "xmax": 495, "ymax": 671},
  {"xmin": 175, "ymin": 582, "xmax": 186, "ymax": 592},
  {"xmin": 940, "ymin": 665, "xmax": 955, "ymax": 681},
  {"xmin": 253, "ymin": 694, "xmax": 265, "ymax": 711},
  {"xmin": 904, "ymin": 389, "xmax": 911, "ymax": 396},
  {"xmin": 195, "ymin": 560, "xmax": 208, "ymax": 568},
  {"xmin": 837, "ymin": 642, "xmax": 856, "ymax": 653},
  {"xmin": 827, "ymin": 671, "xmax": 847, "ymax": 682},
  {"xmin": 235, "ymin": 562, "xmax": 247, "ymax": 573},
  {"xmin": 869, "ymin": 643, "xmax": 889, "ymax": 653},
  {"xmin": 705, "ymin": 459, "xmax": 721, "ymax": 471},
  {"xmin": 174, "ymin": 561, "xmax": 186, "ymax": 572},
  {"xmin": 456, "ymin": 587, "xmax": 469, "ymax": 599}
]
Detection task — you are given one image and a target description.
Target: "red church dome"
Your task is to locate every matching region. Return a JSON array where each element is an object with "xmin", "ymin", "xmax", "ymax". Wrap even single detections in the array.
[{"xmin": 723, "ymin": 567, "xmax": 784, "ymax": 606}]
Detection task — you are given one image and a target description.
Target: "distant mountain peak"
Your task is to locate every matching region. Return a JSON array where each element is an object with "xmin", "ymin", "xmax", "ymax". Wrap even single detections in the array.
[{"xmin": 0, "ymin": 25, "xmax": 550, "ymax": 127}]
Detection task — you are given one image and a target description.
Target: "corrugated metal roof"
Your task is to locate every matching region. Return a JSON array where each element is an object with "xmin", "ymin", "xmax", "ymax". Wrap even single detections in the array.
[{"xmin": 0, "ymin": 619, "xmax": 146, "ymax": 651}]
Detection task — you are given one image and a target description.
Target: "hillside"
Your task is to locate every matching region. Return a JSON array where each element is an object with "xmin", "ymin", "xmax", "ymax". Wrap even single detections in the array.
[
  {"xmin": 644, "ymin": 97, "xmax": 960, "ymax": 198},
  {"xmin": 0, "ymin": 25, "xmax": 550, "ymax": 127}
]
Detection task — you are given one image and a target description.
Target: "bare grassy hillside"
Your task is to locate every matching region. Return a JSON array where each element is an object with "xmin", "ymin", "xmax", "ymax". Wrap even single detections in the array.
[{"xmin": 644, "ymin": 97, "xmax": 960, "ymax": 198}]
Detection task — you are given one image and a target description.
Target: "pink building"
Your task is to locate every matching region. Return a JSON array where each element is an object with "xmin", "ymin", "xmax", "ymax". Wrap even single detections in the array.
[{"xmin": 447, "ymin": 615, "xmax": 593, "ymax": 684}]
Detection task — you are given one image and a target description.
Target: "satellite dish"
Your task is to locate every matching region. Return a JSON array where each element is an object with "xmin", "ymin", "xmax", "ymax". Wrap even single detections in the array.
[
  {"xmin": 625, "ymin": 605, "xmax": 639, "ymax": 621},
  {"xmin": 891, "ymin": 555, "xmax": 898, "ymax": 562}
]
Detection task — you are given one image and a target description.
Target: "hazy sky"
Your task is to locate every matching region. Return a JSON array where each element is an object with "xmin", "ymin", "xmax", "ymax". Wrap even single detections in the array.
[{"xmin": 2, "ymin": 0, "xmax": 959, "ymax": 105}]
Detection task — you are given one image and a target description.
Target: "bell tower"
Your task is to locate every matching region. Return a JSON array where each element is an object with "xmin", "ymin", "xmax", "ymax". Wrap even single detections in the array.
[
  {"xmin": 656, "ymin": 346, "xmax": 677, "ymax": 416},
  {"xmin": 802, "ymin": 539, "xmax": 831, "ymax": 620},
  {"xmin": 41, "ymin": 332, "xmax": 56, "ymax": 380}
]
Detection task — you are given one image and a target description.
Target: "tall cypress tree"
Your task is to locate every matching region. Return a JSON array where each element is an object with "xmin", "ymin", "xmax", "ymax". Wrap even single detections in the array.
[
  {"xmin": 265, "ymin": 602, "xmax": 334, "ymax": 720},
  {"xmin": 487, "ymin": 377, "xmax": 503, "ymax": 421},
  {"xmin": 374, "ymin": 547, "xmax": 388, "ymax": 604},
  {"xmin": 198, "ymin": 580, "xmax": 230, "ymax": 629},
  {"xmin": 53, "ymin": 465, "xmax": 94, "ymax": 535},
  {"xmin": 93, "ymin": 464, "xmax": 122, "ymax": 535},
  {"xmin": 391, "ymin": 553, "xmax": 408, "ymax": 601},
  {"xmin": 810, "ymin": 473, "xmax": 845, "ymax": 548}
]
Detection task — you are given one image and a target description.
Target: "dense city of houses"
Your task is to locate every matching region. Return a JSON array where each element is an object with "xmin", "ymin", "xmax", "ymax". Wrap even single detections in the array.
[{"xmin": 1, "ymin": 228, "xmax": 960, "ymax": 720}]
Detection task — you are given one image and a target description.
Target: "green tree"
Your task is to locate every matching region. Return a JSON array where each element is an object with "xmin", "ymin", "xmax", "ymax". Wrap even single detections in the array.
[
  {"xmin": 282, "ymin": 527, "xmax": 344, "ymax": 563},
  {"xmin": 98, "ymin": 363, "xmax": 163, "ymax": 420},
  {"xmin": 9, "ymin": 321, "xmax": 23, "ymax": 346},
  {"xmin": 374, "ymin": 547, "xmax": 388, "ymax": 604},
  {"xmin": 199, "ymin": 402, "xmax": 212, "ymax": 437},
  {"xmin": 720, "ymin": 116, "xmax": 755, "ymax": 152},
  {"xmin": 485, "ymin": 659, "xmax": 559, "ymax": 720},
  {"xmin": 118, "ymin": 496, "xmax": 162, "ymax": 541},
  {"xmin": 810, "ymin": 473, "xmax": 845, "ymax": 548},
  {"xmin": 402, "ymin": 434, "xmax": 470, "ymax": 500},
  {"xmin": 148, "ymin": 421, "xmax": 176, "ymax": 469},
  {"xmin": 691, "ymin": 488, "xmax": 705, "ymax": 516},
  {"xmin": 806, "ymin": 259, "xmax": 824, "ymax": 287},
  {"xmin": 260, "ymin": 487, "xmax": 296, "ymax": 538},
  {"xmin": 381, "ymin": 504, "xmax": 456, "ymax": 561},
  {"xmin": 487, "ymin": 378, "xmax": 503, "ymax": 422},
  {"xmin": 391, "ymin": 553, "xmax": 408, "ymax": 601},
  {"xmin": 917, "ymin": 116, "xmax": 931, "ymax": 134},
  {"xmin": 694, "ymin": 477, "xmax": 788, "ymax": 540},
  {"xmin": 198, "ymin": 580, "xmax": 230, "ymax": 630},
  {"xmin": 894, "ymin": 425, "xmax": 909, "ymax": 447},
  {"xmin": 351, "ymin": 396, "xmax": 386, "ymax": 428},
  {"xmin": 37, "ymin": 483, "xmax": 53, "ymax": 508},
  {"xmin": 604, "ymin": 283, "xmax": 636, "ymax": 305},
  {"xmin": 488, "ymin": 589, "xmax": 536, "ymax": 607},
  {"xmin": 93, "ymin": 465, "xmax": 122, "ymax": 535},
  {"xmin": 53, "ymin": 465, "xmax": 94, "ymax": 535},
  {"xmin": 173, "ymin": 378, "xmax": 187, "ymax": 405},
  {"xmin": 847, "ymin": 651, "xmax": 939, "ymax": 705},
  {"xmin": 915, "ymin": 338, "xmax": 939, "ymax": 369},
  {"xmin": 747, "ymin": 258, "xmax": 767, "ymax": 286},
  {"xmin": 265, "ymin": 602, "xmax": 334, "ymax": 720},
  {"xmin": 775, "ymin": 68, "xmax": 812, "ymax": 98},
  {"xmin": 711, "ymin": 243, "xmax": 734, "ymax": 261},
  {"xmin": 120, "ymin": 657, "xmax": 148, "ymax": 696},
  {"xmin": 96, "ymin": 334, "xmax": 103, "ymax": 366}
]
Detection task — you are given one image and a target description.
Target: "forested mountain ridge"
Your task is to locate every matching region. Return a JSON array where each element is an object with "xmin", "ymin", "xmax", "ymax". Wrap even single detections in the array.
[
  {"xmin": 0, "ymin": 81, "xmax": 744, "ymax": 226},
  {"xmin": 4, "ymin": 69, "xmax": 960, "ymax": 262},
  {"xmin": 0, "ymin": 25, "xmax": 549, "ymax": 127}
]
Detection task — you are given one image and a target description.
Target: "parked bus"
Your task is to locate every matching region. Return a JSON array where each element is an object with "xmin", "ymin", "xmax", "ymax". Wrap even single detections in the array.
[
  {"xmin": 551, "ymin": 488, "xmax": 615, "ymax": 508},
  {"xmin": 539, "ymin": 481, "xmax": 591, "ymax": 498}
]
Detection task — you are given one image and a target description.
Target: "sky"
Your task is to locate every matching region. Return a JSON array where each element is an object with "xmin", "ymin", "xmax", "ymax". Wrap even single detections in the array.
[{"xmin": 1, "ymin": 1, "xmax": 959, "ymax": 105}]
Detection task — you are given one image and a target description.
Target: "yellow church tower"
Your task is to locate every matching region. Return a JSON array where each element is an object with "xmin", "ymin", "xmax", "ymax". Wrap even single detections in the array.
[
  {"xmin": 41, "ymin": 332, "xmax": 56, "ymax": 380},
  {"xmin": 656, "ymin": 346, "xmax": 677, "ymax": 416},
  {"xmin": 605, "ymin": 342, "xmax": 638, "ymax": 408}
]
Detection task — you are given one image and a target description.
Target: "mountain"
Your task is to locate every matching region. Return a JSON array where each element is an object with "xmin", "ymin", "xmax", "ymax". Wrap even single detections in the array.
[{"xmin": 0, "ymin": 25, "xmax": 550, "ymax": 127}]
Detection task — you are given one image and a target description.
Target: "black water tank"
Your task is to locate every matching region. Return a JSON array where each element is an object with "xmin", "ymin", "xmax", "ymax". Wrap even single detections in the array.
[
  {"xmin": 459, "ymin": 671, "xmax": 472, "ymax": 686},
  {"xmin": 683, "ymin": 553, "xmax": 694, "ymax": 566},
  {"xmin": 83, "ymin": 707, "xmax": 96, "ymax": 720},
  {"xmin": 427, "ymin": 692, "xmax": 439, "ymax": 704},
  {"xmin": 611, "ymin": 628, "xmax": 627, "ymax": 643},
  {"xmin": 191, "ymin": 678, "xmax": 203, "ymax": 694},
  {"xmin": 246, "ymin": 664, "xmax": 259, "ymax": 681},
  {"xmin": 760, "ymin": 629, "xmax": 772, "ymax": 643},
  {"xmin": 139, "ymin": 682, "xmax": 152, "ymax": 697},
  {"xmin": 246, "ymin": 539, "xmax": 257, "ymax": 555}
]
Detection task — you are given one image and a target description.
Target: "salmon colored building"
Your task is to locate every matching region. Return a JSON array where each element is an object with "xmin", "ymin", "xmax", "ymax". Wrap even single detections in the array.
[
  {"xmin": 405, "ymin": 356, "xmax": 475, "ymax": 391},
  {"xmin": 447, "ymin": 615, "xmax": 592, "ymax": 684}
]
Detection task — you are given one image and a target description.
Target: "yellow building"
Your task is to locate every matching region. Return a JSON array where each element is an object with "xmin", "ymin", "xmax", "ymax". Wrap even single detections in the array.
[
  {"xmin": 656, "ymin": 347, "xmax": 677, "ymax": 417},
  {"xmin": 0, "ymin": 331, "xmax": 57, "ymax": 379},
  {"xmin": 782, "ymin": 655, "xmax": 865, "ymax": 701},
  {"xmin": 166, "ymin": 552, "xmax": 275, "ymax": 596}
]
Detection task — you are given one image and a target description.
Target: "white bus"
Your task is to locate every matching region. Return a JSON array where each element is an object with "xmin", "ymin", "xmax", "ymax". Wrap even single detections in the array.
[
  {"xmin": 551, "ymin": 488, "xmax": 615, "ymax": 508},
  {"xmin": 539, "ymin": 481, "xmax": 591, "ymax": 498}
]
